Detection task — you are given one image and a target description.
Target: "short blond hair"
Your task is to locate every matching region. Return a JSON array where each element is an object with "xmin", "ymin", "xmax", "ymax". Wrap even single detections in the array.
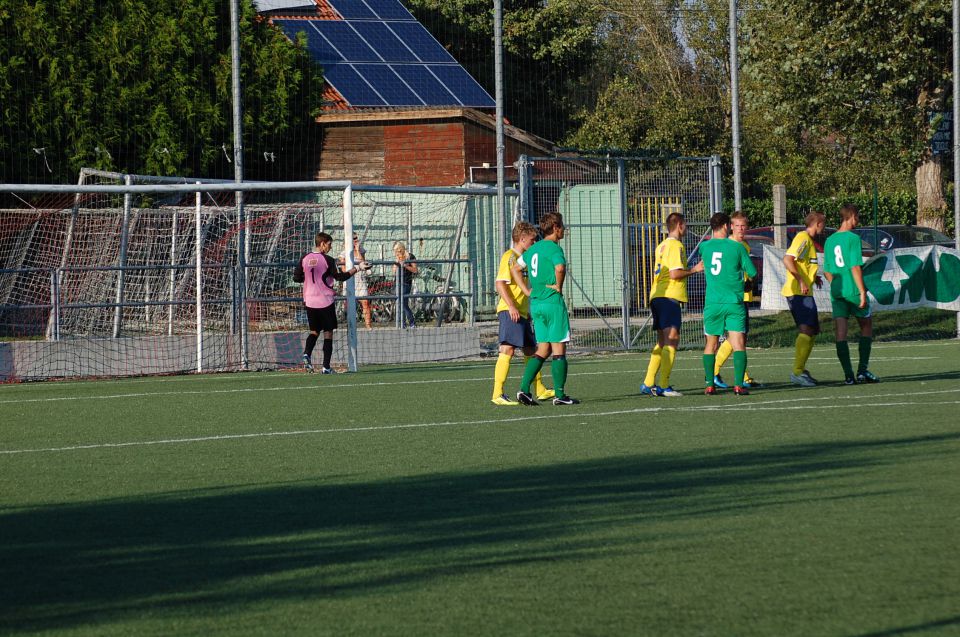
[{"xmin": 512, "ymin": 221, "xmax": 537, "ymax": 243}]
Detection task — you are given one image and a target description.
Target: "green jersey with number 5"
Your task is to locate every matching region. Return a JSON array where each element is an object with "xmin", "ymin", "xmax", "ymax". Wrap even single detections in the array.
[
  {"xmin": 517, "ymin": 238, "xmax": 565, "ymax": 304},
  {"xmin": 700, "ymin": 237, "xmax": 757, "ymax": 304},
  {"xmin": 823, "ymin": 230, "xmax": 864, "ymax": 300}
]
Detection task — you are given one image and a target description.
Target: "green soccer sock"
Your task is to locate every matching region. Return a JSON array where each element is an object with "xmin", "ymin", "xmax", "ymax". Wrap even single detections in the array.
[
  {"xmin": 857, "ymin": 336, "xmax": 873, "ymax": 374},
  {"xmin": 836, "ymin": 341, "xmax": 855, "ymax": 379},
  {"xmin": 733, "ymin": 350, "xmax": 747, "ymax": 387},
  {"xmin": 520, "ymin": 355, "xmax": 545, "ymax": 394},
  {"xmin": 551, "ymin": 355, "xmax": 568, "ymax": 398},
  {"xmin": 703, "ymin": 354, "xmax": 717, "ymax": 386}
]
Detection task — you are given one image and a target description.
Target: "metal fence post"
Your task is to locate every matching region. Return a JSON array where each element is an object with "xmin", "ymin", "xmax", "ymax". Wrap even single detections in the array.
[
  {"xmin": 517, "ymin": 154, "xmax": 531, "ymax": 222},
  {"xmin": 195, "ymin": 185, "xmax": 203, "ymax": 373},
  {"xmin": 112, "ymin": 174, "xmax": 132, "ymax": 338},
  {"xmin": 49, "ymin": 269, "xmax": 61, "ymax": 342},
  {"xmin": 709, "ymin": 155, "xmax": 723, "ymax": 214},
  {"xmin": 617, "ymin": 159, "xmax": 630, "ymax": 349}
]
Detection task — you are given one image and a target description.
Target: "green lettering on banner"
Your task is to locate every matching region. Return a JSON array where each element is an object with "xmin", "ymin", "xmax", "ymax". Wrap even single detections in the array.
[
  {"xmin": 863, "ymin": 255, "xmax": 893, "ymax": 305},
  {"xmin": 896, "ymin": 254, "xmax": 926, "ymax": 305},
  {"xmin": 925, "ymin": 250, "xmax": 960, "ymax": 303}
]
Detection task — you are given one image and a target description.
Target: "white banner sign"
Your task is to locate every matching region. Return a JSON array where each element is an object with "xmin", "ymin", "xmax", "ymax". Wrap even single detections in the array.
[{"xmin": 760, "ymin": 244, "xmax": 960, "ymax": 312}]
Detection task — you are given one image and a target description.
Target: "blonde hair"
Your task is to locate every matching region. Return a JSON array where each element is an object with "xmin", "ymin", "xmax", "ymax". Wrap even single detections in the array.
[
  {"xmin": 393, "ymin": 241, "xmax": 407, "ymax": 258},
  {"xmin": 512, "ymin": 221, "xmax": 537, "ymax": 243}
]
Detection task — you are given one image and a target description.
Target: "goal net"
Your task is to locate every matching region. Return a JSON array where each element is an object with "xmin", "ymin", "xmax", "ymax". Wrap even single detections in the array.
[{"xmin": 1, "ymin": 173, "xmax": 513, "ymax": 381}]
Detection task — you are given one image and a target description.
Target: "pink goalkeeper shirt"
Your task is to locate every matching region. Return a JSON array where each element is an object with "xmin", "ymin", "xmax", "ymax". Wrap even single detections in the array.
[{"xmin": 300, "ymin": 251, "xmax": 337, "ymax": 309}]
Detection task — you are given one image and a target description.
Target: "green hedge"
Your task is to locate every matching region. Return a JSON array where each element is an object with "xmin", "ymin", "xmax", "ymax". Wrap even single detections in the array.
[{"xmin": 728, "ymin": 193, "xmax": 919, "ymax": 228}]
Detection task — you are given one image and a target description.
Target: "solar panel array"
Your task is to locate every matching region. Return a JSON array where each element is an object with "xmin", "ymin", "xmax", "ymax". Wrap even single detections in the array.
[{"xmin": 274, "ymin": 0, "xmax": 494, "ymax": 108}]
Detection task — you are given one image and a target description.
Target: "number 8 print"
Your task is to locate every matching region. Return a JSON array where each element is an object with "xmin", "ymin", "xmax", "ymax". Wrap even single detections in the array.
[{"xmin": 833, "ymin": 245, "xmax": 845, "ymax": 268}]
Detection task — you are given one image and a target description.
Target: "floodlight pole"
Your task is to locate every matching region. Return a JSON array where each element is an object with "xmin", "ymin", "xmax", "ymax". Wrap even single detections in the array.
[
  {"xmin": 230, "ymin": 0, "xmax": 249, "ymax": 368},
  {"xmin": 494, "ymin": 0, "xmax": 508, "ymax": 250},
  {"xmin": 729, "ymin": 0, "xmax": 743, "ymax": 210},
  {"xmin": 954, "ymin": 0, "xmax": 959, "ymax": 337}
]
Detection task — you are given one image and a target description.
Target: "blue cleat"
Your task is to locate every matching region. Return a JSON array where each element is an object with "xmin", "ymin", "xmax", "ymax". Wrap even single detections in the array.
[
  {"xmin": 640, "ymin": 383, "xmax": 662, "ymax": 397},
  {"xmin": 713, "ymin": 375, "xmax": 729, "ymax": 389}
]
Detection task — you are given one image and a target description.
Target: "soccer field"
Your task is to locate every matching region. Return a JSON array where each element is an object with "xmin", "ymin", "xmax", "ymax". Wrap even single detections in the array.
[{"xmin": 2, "ymin": 341, "xmax": 959, "ymax": 636}]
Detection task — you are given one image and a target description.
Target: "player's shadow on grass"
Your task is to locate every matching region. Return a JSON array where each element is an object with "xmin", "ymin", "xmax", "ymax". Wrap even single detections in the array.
[{"xmin": 2, "ymin": 432, "xmax": 958, "ymax": 633}]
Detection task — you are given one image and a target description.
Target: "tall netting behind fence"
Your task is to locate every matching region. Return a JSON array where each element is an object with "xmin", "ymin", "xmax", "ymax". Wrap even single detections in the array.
[
  {"xmin": 522, "ymin": 155, "xmax": 718, "ymax": 352},
  {"xmin": 1, "ymin": 178, "xmax": 512, "ymax": 381}
]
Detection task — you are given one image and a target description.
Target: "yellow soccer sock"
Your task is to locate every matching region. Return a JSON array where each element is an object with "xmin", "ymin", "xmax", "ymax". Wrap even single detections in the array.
[
  {"xmin": 660, "ymin": 346, "xmax": 677, "ymax": 387},
  {"xmin": 493, "ymin": 353, "xmax": 512, "ymax": 399},
  {"xmin": 794, "ymin": 333, "xmax": 814, "ymax": 376},
  {"xmin": 714, "ymin": 339, "xmax": 733, "ymax": 375},
  {"xmin": 644, "ymin": 345, "xmax": 662, "ymax": 387}
]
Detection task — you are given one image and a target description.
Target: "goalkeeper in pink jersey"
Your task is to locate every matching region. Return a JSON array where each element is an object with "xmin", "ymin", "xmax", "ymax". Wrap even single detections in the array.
[{"xmin": 293, "ymin": 232, "xmax": 369, "ymax": 374}]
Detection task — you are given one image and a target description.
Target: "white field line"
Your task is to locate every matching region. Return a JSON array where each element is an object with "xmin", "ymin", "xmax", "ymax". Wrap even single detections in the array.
[
  {"xmin": 3, "ymin": 388, "xmax": 960, "ymax": 456},
  {"xmin": 0, "ymin": 353, "xmax": 951, "ymax": 406}
]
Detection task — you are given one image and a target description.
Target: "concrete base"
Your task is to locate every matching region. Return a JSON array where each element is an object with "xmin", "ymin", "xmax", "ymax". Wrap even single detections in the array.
[{"xmin": 0, "ymin": 326, "xmax": 481, "ymax": 381}]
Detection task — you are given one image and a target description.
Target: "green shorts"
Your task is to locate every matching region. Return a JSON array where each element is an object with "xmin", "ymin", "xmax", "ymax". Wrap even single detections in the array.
[
  {"xmin": 703, "ymin": 302, "xmax": 747, "ymax": 336},
  {"xmin": 831, "ymin": 295, "xmax": 872, "ymax": 319},
  {"xmin": 530, "ymin": 300, "xmax": 571, "ymax": 343}
]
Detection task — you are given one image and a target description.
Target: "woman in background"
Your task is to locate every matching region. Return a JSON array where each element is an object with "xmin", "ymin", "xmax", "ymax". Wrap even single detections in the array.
[{"xmin": 393, "ymin": 241, "xmax": 418, "ymax": 328}]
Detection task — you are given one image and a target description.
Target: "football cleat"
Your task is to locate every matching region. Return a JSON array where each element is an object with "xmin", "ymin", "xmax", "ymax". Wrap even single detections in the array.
[
  {"xmin": 844, "ymin": 377, "xmax": 857, "ymax": 385},
  {"xmin": 492, "ymin": 394, "xmax": 519, "ymax": 406},
  {"xmin": 801, "ymin": 370, "xmax": 819, "ymax": 384},
  {"xmin": 856, "ymin": 370, "xmax": 880, "ymax": 383},
  {"xmin": 660, "ymin": 386, "xmax": 683, "ymax": 397},
  {"xmin": 553, "ymin": 395, "xmax": 580, "ymax": 406},
  {"xmin": 320, "ymin": 367, "xmax": 336, "ymax": 375},
  {"xmin": 517, "ymin": 391, "xmax": 538, "ymax": 406},
  {"xmin": 790, "ymin": 373, "xmax": 817, "ymax": 387},
  {"xmin": 536, "ymin": 389, "xmax": 556, "ymax": 401},
  {"xmin": 302, "ymin": 354, "xmax": 314, "ymax": 372},
  {"xmin": 704, "ymin": 385, "xmax": 718, "ymax": 396},
  {"xmin": 733, "ymin": 385, "xmax": 750, "ymax": 396},
  {"xmin": 639, "ymin": 383, "xmax": 662, "ymax": 397},
  {"xmin": 743, "ymin": 378, "xmax": 763, "ymax": 389},
  {"xmin": 712, "ymin": 375, "xmax": 729, "ymax": 389}
]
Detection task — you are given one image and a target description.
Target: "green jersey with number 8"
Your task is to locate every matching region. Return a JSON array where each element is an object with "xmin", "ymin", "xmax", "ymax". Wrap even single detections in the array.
[
  {"xmin": 700, "ymin": 237, "xmax": 757, "ymax": 305},
  {"xmin": 517, "ymin": 239, "xmax": 566, "ymax": 304},
  {"xmin": 823, "ymin": 230, "xmax": 864, "ymax": 301}
]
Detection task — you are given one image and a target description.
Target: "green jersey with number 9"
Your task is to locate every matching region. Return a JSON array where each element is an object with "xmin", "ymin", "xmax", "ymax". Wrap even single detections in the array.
[
  {"xmin": 700, "ymin": 237, "xmax": 757, "ymax": 304},
  {"xmin": 823, "ymin": 230, "xmax": 864, "ymax": 300},
  {"xmin": 517, "ymin": 239, "xmax": 566, "ymax": 304}
]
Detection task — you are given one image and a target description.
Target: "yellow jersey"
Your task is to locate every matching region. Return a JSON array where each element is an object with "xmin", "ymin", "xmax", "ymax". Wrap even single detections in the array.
[
  {"xmin": 650, "ymin": 237, "xmax": 688, "ymax": 303},
  {"xmin": 495, "ymin": 248, "xmax": 530, "ymax": 318},
  {"xmin": 781, "ymin": 230, "xmax": 819, "ymax": 297}
]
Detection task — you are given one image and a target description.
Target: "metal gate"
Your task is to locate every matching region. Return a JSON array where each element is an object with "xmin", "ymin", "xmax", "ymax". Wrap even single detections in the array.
[{"xmin": 518, "ymin": 154, "xmax": 722, "ymax": 351}]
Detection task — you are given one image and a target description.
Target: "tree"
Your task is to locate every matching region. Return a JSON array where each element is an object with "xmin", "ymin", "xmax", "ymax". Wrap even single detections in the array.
[
  {"xmin": 742, "ymin": 0, "xmax": 952, "ymax": 229},
  {"xmin": 0, "ymin": 0, "xmax": 324, "ymax": 184},
  {"xmin": 562, "ymin": 1, "xmax": 729, "ymax": 163}
]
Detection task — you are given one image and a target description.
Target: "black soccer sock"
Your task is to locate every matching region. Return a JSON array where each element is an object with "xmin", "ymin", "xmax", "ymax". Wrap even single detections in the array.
[
  {"xmin": 304, "ymin": 333, "xmax": 319, "ymax": 357},
  {"xmin": 322, "ymin": 338, "xmax": 333, "ymax": 369}
]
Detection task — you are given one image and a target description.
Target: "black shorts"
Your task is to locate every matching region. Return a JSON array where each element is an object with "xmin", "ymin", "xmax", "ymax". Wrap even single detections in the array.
[
  {"xmin": 787, "ymin": 295, "xmax": 820, "ymax": 334},
  {"xmin": 650, "ymin": 297, "xmax": 682, "ymax": 331},
  {"xmin": 498, "ymin": 310, "xmax": 537, "ymax": 348},
  {"xmin": 306, "ymin": 305, "xmax": 337, "ymax": 332}
]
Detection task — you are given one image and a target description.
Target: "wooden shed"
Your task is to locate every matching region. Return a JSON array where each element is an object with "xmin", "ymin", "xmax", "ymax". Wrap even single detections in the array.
[{"xmin": 314, "ymin": 108, "xmax": 553, "ymax": 187}]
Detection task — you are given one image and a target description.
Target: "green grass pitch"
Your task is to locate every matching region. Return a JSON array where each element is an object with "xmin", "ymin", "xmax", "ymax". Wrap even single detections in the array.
[{"xmin": 2, "ymin": 341, "xmax": 959, "ymax": 636}]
